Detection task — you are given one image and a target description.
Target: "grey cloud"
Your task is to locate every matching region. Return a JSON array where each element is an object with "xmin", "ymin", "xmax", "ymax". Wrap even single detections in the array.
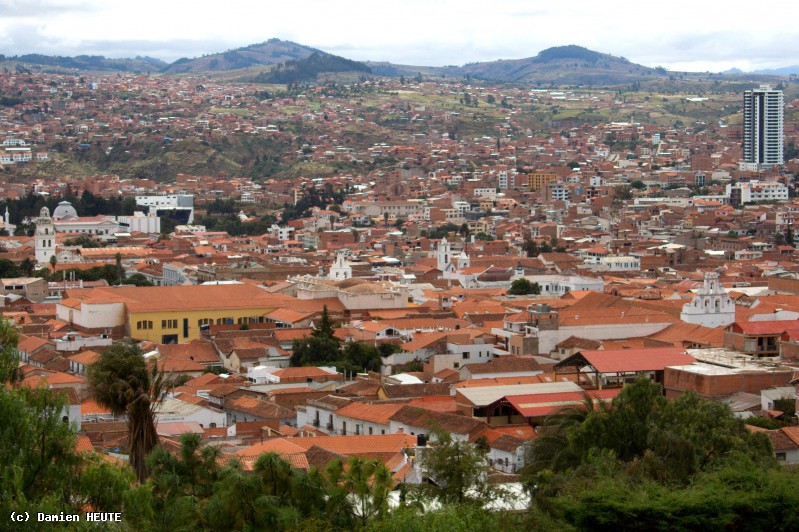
[{"xmin": 0, "ymin": 0, "xmax": 97, "ymax": 18}]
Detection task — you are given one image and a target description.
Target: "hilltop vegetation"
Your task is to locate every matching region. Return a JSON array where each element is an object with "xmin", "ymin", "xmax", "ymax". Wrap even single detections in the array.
[
  {"xmin": 162, "ymin": 39, "xmax": 323, "ymax": 74},
  {"xmin": 0, "ymin": 53, "xmax": 166, "ymax": 73},
  {"xmin": 249, "ymin": 52, "xmax": 371, "ymax": 84},
  {"xmin": 457, "ymin": 45, "xmax": 659, "ymax": 85}
]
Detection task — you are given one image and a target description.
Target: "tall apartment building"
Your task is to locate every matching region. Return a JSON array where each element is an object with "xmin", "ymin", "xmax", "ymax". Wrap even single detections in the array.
[{"xmin": 742, "ymin": 85, "xmax": 784, "ymax": 170}]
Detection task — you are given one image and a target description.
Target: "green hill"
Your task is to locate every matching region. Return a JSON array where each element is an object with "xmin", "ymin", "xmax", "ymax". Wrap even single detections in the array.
[{"xmin": 162, "ymin": 39, "xmax": 323, "ymax": 74}]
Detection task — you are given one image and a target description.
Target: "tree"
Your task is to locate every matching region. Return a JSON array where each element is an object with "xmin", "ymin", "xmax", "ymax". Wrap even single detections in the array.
[
  {"xmin": 522, "ymin": 239, "xmax": 540, "ymax": 257},
  {"xmin": 88, "ymin": 342, "xmax": 172, "ymax": 483},
  {"xmin": 115, "ymin": 252, "xmax": 123, "ymax": 284},
  {"xmin": 508, "ymin": 278, "xmax": 541, "ymax": 296},
  {"xmin": 524, "ymin": 377, "xmax": 772, "ymax": 485},
  {"xmin": 0, "ymin": 318, "xmax": 84, "ymax": 518},
  {"xmin": 418, "ymin": 428, "xmax": 491, "ymax": 505},
  {"xmin": 291, "ymin": 306, "xmax": 341, "ymax": 367},
  {"xmin": 326, "ymin": 457, "xmax": 394, "ymax": 527}
]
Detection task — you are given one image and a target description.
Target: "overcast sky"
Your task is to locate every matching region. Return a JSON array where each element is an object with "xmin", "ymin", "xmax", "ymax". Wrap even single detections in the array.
[{"xmin": 1, "ymin": 0, "xmax": 797, "ymax": 72}]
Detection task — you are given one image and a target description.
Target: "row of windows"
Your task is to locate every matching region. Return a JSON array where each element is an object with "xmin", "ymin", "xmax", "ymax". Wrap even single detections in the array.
[{"xmin": 137, "ymin": 316, "xmax": 266, "ymax": 333}]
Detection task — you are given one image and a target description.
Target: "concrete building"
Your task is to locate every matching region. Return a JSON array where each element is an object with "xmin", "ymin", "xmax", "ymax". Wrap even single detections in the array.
[{"xmin": 742, "ymin": 85, "xmax": 784, "ymax": 170}]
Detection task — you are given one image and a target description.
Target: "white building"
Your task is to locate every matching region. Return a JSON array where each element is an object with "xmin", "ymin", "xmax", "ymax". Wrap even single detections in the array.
[
  {"xmin": 742, "ymin": 85, "xmax": 784, "ymax": 170},
  {"xmin": 136, "ymin": 194, "xmax": 194, "ymax": 224},
  {"xmin": 524, "ymin": 274, "xmax": 604, "ymax": 296},
  {"xmin": 726, "ymin": 181, "xmax": 788, "ymax": 204},
  {"xmin": 117, "ymin": 210, "xmax": 161, "ymax": 234},
  {"xmin": 328, "ymin": 251, "xmax": 352, "ymax": 280},
  {"xmin": 34, "ymin": 207, "xmax": 56, "ymax": 266},
  {"xmin": 680, "ymin": 272, "xmax": 736, "ymax": 328}
]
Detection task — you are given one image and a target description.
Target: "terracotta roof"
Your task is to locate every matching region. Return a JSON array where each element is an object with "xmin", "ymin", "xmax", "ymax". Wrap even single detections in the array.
[
  {"xmin": 62, "ymin": 284, "xmax": 294, "ymax": 313},
  {"xmin": 67, "ymin": 350, "xmax": 100, "ymax": 366},
  {"xmin": 272, "ymin": 366, "xmax": 339, "ymax": 379},
  {"xmin": 505, "ymin": 389, "xmax": 620, "ymax": 418},
  {"xmin": 648, "ymin": 322, "xmax": 725, "ymax": 347},
  {"xmin": 336, "ymin": 402, "xmax": 406, "ymax": 425},
  {"xmin": 157, "ymin": 340, "xmax": 220, "ymax": 364},
  {"xmin": 75, "ymin": 435, "xmax": 95, "ymax": 454},
  {"xmin": 559, "ymin": 347, "xmax": 696, "ymax": 373},
  {"xmin": 407, "ymin": 396, "xmax": 458, "ymax": 413},
  {"xmin": 555, "ymin": 336, "xmax": 603, "ymax": 350},
  {"xmin": 236, "ymin": 433, "xmax": 416, "ymax": 458},
  {"xmin": 463, "ymin": 356, "xmax": 542, "ymax": 375},
  {"xmin": 265, "ymin": 308, "xmax": 315, "ymax": 323},
  {"xmin": 226, "ymin": 397, "xmax": 294, "ymax": 419},
  {"xmin": 17, "ymin": 334, "xmax": 50, "ymax": 354},
  {"xmin": 390, "ymin": 406, "xmax": 486, "ymax": 436},
  {"xmin": 380, "ymin": 382, "xmax": 451, "ymax": 399},
  {"xmin": 733, "ymin": 320, "xmax": 799, "ymax": 335}
]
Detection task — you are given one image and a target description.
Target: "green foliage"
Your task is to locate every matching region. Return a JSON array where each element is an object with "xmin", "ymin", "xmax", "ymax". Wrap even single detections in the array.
[
  {"xmin": 744, "ymin": 417, "xmax": 784, "ymax": 430},
  {"xmin": 422, "ymin": 223, "xmax": 460, "ymax": 240},
  {"xmin": 551, "ymin": 458, "xmax": 799, "ymax": 531},
  {"xmin": 527, "ymin": 378, "xmax": 775, "ymax": 484},
  {"xmin": 367, "ymin": 504, "xmax": 514, "ymax": 532},
  {"xmin": 508, "ymin": 278, "xmax": 541, "ymax": 296},
  {"xmin": 417, "ymin": 428, "xmax": 491, "ymax": 505},
  {"xmin": 290, "ymin": 306, "xmax": 384, "ymax": 373},
  {"xmin": 63, "ymin": 234, "xmax": 101, "ymax": 248},
  {"xmin": 774, "ymin": 397, "xmax": 796, "ymax": 417},
  {"xmin": 0, "ymin": 191, "xmax": 136, "ymax": 228},
  {"xmin": 0, "ymin": 318, "xmax": 89, "ymax": 524},
  {"xmin": 252, "ymin": 52, "xmax": 371, "ymax": 84},
  {"xmin": 87, "ymin": 342, "xmax": 171, "ymax": 483},
  {"xmin": 121, "ymin": 273, "xmax": 154, "ymax": 287}
]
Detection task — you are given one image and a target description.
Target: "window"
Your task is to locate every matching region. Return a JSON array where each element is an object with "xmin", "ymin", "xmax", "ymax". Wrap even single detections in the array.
[
  {"xmin": 162, "ymin": 319, "xmax": 177, "ymax": 329},
  {"xmin": 198, "ymin": 318, "xmax": 213, "ymax": 327},
  {"xmin": 776, "ymin": 452, "xmax": 786, "ymax": 461},
  {"xmin": 136, "ymin": 320, "xmax": 153, "ymax": 330}
]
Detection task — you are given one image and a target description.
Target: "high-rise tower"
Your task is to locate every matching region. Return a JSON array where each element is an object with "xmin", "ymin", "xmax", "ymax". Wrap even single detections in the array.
[{"xmin": 742, "ymin": 85, "xmax": 784, "ymax": 170}]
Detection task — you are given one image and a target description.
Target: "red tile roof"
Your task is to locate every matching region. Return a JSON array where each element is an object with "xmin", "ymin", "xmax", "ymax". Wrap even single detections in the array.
[
  {"xmin": 562, "ymin": 347, "xmax": 696, "ymax": 373},
  {"xmin": 505, "ymin": 389, "xmax": 620, "ymax": 417}
]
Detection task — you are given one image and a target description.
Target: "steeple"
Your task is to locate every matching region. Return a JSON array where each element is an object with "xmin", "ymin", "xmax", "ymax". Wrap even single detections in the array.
[
  {"xmin": 329, "ymin": 250, "xmax": 352, "ymax": 280},
  {"xmin": 680, "ymin": 271, "xmax": 735, "ymax": 328},
  {"xmin": 436, "ymin": 237, "xmax": 451, "ymax": 271},
  {"xmin": 35, "ymin": 207, "xmax": 56, "ymax": 266}
]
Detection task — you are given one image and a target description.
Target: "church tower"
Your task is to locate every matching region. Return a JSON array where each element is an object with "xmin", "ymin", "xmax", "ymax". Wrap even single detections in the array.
[
  {"xmin": 329, "ymin": 251, "xmax": 352, "ymax": 280},
  {"xmin": 35, "ymin": 206, "xmax": 56, "ymax": 266},
  {"xmin": 680, "ymin": 272, "xmax": 735, "ymax": 328},
  {"xmin": 436, "ymin": 238, "xmax": 451, "ymax": 271}
]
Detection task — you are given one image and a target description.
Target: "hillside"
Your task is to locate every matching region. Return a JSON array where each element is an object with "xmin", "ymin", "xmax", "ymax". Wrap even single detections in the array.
[
  {"xmin": 162, "ymin": 39, "xmax": 323, "ymax": 74},
  {"xmin": 0, "ymin": 54, "xmax": 166, "ymax": 73},
  {"xmin": 458, "ymin": 45, "xmax": 662, "ymax": 85},
  {"xmin": 248, "ymin": 53, "xmax": 371, "ymax": 84}
]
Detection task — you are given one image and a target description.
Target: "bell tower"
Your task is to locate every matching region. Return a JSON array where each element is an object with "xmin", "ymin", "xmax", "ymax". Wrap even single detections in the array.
[{"xmin": 35, "ymin": 206, "xmax": 56, "ymax": 266}]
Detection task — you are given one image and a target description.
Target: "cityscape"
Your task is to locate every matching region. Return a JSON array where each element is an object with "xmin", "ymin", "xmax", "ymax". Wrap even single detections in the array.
[{"xmin": 1, "ymin": 16, "xmax": 799, "ymax": 531}]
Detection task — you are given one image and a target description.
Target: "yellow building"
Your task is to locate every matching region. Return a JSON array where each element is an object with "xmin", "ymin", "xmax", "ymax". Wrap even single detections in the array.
[
  {"xmin": 528, "ymin": 173, "xmax": 558, "ymax": 192},
  {"xmin": 57, "ymin": 284, "xmax": 293, "ymax": 343}
]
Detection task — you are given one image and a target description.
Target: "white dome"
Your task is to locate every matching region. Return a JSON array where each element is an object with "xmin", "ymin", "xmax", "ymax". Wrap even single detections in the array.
[{"xmin": 52, "ymin": 201, "xmax": 78, "ymax": 221}]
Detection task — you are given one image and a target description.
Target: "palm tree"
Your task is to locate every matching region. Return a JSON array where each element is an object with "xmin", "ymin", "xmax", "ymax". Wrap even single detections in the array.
[
  {"xmin": 523, "ymin": 392, "xmax": 608, "ymax": 475},
  {"xmin": 87, "ymin": 342, "xmax": 171, "ymax": 483},
  {"xmin": 115, "ymin": 252, "xmax": 123, "ymax": 285}
]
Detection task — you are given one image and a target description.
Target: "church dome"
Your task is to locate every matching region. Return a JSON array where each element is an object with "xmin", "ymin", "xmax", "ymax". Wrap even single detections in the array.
[{"xmin": 52, "ymin": 201, "xmax": 78, "ymax": 221}]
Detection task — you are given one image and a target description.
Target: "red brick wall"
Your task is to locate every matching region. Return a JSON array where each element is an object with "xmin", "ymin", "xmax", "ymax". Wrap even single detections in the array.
[{"xmin": 664, "ymin": 367, "xmax": 795, "ymax": 399}]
